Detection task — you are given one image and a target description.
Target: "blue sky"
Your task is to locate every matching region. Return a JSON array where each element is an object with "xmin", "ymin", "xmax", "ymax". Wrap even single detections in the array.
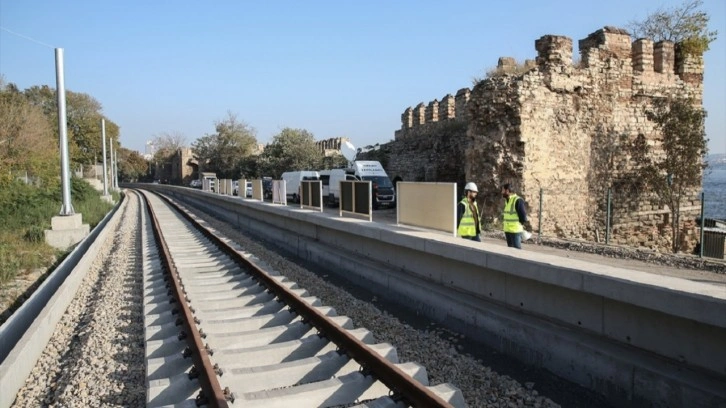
[{"xmin": 1, "ymin": 0, "xmax": 724, "ymax": 154}]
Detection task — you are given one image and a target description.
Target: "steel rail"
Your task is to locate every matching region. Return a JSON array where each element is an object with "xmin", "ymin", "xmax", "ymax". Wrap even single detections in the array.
[
  {"xmin": 143, "ymin": 192, "xmax": 230, "ymax": 408},
  {"xmin": 155, "ymin": 192, "xmax": 453, "ymax": 408}
]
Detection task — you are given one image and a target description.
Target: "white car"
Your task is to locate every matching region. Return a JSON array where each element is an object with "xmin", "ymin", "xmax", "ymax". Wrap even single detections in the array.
[{"xmin": 233, "ymin": 181, "xmax": 254, "ymax": 197}]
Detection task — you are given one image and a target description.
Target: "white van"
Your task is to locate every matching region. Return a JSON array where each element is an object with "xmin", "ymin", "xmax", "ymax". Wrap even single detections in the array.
[
  {"xmin": 351, "ymin": 161, "xmax": 396, "ymax": 209},
  {"xmin": 281, "ymin": 171, "xmax": 320, "ymax": 203},
  {"xmin": 319, "ymin": 169, "xmax": 360, "ymax": 207}
]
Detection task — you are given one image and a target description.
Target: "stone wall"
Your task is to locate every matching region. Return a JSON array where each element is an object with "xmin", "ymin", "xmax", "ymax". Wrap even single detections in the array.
[
  {"xmin": 365, "ymin": 26, "xmax": 705, "ymax": 253},
  {"xmin": 394, "ymin": 88, "xmax": 471, "ymax": 141},
  {"xmin": 467, "ymin": 26, "xmax": 704, "ymax": 251},
  {"xmin": 360, "ymin": 120, "xmax": 469, "ymax": 184},
  {"xmin": 170, "ymin": 148, "xmax": 197, "ymax": 185},
  {"xmin": 354, "ymin": 88, "xmax": 472, "ymax": 185},
  {"xmin": 315, "ymin": 137, "xmax": 350, "ymax": 157}
]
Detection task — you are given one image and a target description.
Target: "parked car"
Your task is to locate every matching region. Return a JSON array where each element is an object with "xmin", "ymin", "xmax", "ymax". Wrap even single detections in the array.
[
  {"xmin": 189, "ymin": 179, "xmax": 202, "ymax": 188},
  {"xmin": 232, "ymin": 181, "xmax": 254, "ymax": 197}
]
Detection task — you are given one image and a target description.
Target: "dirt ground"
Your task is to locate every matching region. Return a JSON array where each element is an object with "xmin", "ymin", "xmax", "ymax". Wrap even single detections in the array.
[{"xmin": 0, "ymin": 269, "xmax": 47, "ymax": 325}]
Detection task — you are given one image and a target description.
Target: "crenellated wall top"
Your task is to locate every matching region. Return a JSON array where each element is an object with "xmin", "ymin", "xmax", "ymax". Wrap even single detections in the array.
[{"xmin": 395, "ymin": 26, "xmax": 704, "ymax": 138}]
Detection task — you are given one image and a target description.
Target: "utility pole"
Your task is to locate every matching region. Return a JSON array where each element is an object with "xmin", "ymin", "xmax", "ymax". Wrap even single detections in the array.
[
  {"xmin": 114, "ymin": 145, "xmax": 119, "ymax": 188},
  {"xmin": 109, "ymin": 138, "xmax": 115, "ymax": 190},
  {"xmin": 101, "ymin": 119, "xmax": 108, "ymax": 196},
  {"xmin": 55, "ymin": 48, "xmax": 73, "ymax": 215},
  {"xmin": 45, "ymin": 48, "xmax": 90, "ymax": 249}
]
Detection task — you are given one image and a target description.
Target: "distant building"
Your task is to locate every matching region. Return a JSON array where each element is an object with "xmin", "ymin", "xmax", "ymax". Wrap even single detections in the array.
[{"xmin": 152, "ymin": 147, "xmax": 197, "ymax": 185}]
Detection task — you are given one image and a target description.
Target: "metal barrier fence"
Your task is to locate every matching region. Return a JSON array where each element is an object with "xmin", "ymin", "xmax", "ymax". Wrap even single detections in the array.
[
  {"xmin": 339, "ymin": 180, "xmax": 372, "ymax": 221},
  {"xmin": 300, "ymin": 180, "xmax": 323, "ymax": 212},
  {"xmin": 396, "ymin": 182, "xmax": 457, "ymax": 236},
  {"xmin": 271, "ymin": 180, "xmax": 287, "ymax": 205},
  {"xmin": 520, "ymin": 187, "xmax": 724, "ymax": 259}
]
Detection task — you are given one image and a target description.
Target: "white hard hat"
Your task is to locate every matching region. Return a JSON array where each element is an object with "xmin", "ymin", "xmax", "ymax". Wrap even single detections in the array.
[{"xmin": 464, "ymin": 182, "xmax": 478, "ymax": 192}]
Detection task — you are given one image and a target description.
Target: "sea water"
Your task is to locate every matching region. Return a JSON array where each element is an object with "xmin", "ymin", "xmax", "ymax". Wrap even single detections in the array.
[{"xmin": 703, "ymin": 165, "xmax": 726, "ymax": 220}]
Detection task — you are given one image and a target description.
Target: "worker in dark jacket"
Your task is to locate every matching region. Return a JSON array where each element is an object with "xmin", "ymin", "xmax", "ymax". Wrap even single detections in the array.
[{"xmin": 501, "ymin": 183, "xmax": 527, "ymax": 249}]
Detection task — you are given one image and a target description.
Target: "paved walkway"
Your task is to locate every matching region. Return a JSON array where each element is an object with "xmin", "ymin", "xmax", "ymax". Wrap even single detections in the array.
[
  {"xmin": 369, "ymin": 208, "xmax": 726, "ymax": 289},
  {"xmin": 485, "ymin": 233, "xmax": 726, "ymax": 288}
]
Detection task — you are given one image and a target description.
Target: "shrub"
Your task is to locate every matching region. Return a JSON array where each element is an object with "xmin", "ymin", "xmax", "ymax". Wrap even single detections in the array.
[
  {"xmin": 0, "ymin": 176, "xmax": 115, "ymax": 286},
  {"xmin": 70, "ymin": 177, "xmax": 99, "ymax": 202},
  {"xmin": 23, "ymin": 226, "xmax": 45, "ymax": 243}
]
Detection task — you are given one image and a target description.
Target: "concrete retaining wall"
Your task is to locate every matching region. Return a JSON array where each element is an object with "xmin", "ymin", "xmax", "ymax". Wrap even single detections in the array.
[{"xmin": 142, "ymin": 185, "xmax": 726, "ymax": 407}]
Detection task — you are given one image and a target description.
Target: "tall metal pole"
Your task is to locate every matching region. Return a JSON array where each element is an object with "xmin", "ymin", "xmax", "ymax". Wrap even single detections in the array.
[
  {"xmin": 606, "ymin": 188, "xmax": 612, "ymax": 245},
  {"xmin": 537, "ymin": 188, "xmax": 543, "ymax": 243},
  {"xmin": 114, "ymin": 146, "xmax": 119, "ymax": 188},
  {"xmin": 109, "ymin": 138, "xmax": 115, "ymax": 191},
  {"xmin": 101, "ymin": 119, "xmax": 108, "ymax": 195},
  {"xmin": 55, "ymin": 48, "xmax": 74, "ymax": 215},
  {"xmin": 699, "ymin": 191, "xmax": 705, "ymax": 258}
]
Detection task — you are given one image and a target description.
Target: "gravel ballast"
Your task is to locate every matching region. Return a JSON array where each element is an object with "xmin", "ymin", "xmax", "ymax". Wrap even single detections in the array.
[{"xmin": 11, "ymin": 193, "xmax": 145, "ymax": 407}]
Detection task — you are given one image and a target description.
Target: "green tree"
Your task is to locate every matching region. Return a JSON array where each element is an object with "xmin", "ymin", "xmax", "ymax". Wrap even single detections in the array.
[
  {"xmin": 149, "ymin": 131, "xmax": 187, "ymax": 180},
  {"xmin": 236, "ymin": 155, "xmax": 260, "ymax": 179},
  {"xmin": 65, "ymin": 91, "xmax": 103, "ymax": 165},
  {"xmin": 630, "ymin": 98, "xmax": 708, "ymax": 252},
  {"xmin": 192, "ymin": 112, "xmax": 257, "ymax": 178},
  {"xmin": 258, "ymin": 128, "xmax": 323, "ymax": 178},
  {"xmin": 0, "ymin": 81, "xmax": 58, "ymax": 187},
  {"xmin": 151, "ymin": 131, "xmax": 187, "ymax": 161},
  {"xmin": 22, "ymin": 84, "xmax": 56, "ymax": 117},
  {"xmin": 628, "ymin": 0, "xmax": 718, "ymax": 55},
  {"xmin": 22, "ymin": 85, "xmax": 120, "ymax": 167},
  {"xmin": 118, "ymin": 148, "xmax": 150, "ymax": 182}
]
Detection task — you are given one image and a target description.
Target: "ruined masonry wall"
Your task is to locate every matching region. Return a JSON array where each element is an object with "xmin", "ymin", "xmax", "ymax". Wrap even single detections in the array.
[
  {"xmin": 315, "ymin": 137, "xmax": 350, "ymax": 157},
  {"xmin": 467, "ymin": 27, "xmax": 704, "ymax": 251},
  {"xmin": 357, "ymin": 88, "xmax": 472, "ymax": 184},
  {"xmin": 363, "ymin": 120, "xmax": 468, "ymax": 184},
  {"xmin": 395, "ymin": 88, "xmax": 471, "ymax": 140}
]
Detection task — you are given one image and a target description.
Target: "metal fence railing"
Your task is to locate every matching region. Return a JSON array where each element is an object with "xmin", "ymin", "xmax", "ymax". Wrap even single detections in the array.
[{"xmin": 519, "ymin": 187, "xmax": 724, "ymax": 259}]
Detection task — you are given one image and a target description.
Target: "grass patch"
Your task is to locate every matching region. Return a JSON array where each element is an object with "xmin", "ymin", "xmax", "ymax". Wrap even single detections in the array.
[{"xmin": 0, "ymin": 178, "xmax": 115, "ymax": 287}]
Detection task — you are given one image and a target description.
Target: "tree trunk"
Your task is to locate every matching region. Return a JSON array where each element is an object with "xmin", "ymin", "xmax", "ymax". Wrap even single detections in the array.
[
  {"xmin": 671, "ymin": 208, "xmax": 677, "ymax": 253},
  {"xmin": 674, "ymin": 210, "xmax": 680, "ymax": 253}
]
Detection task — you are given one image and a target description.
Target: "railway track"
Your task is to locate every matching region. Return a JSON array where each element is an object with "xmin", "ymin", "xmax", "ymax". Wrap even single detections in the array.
[{"xmin": 139, "ymin": 190, "xmax": 465, "ymax": 407}]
